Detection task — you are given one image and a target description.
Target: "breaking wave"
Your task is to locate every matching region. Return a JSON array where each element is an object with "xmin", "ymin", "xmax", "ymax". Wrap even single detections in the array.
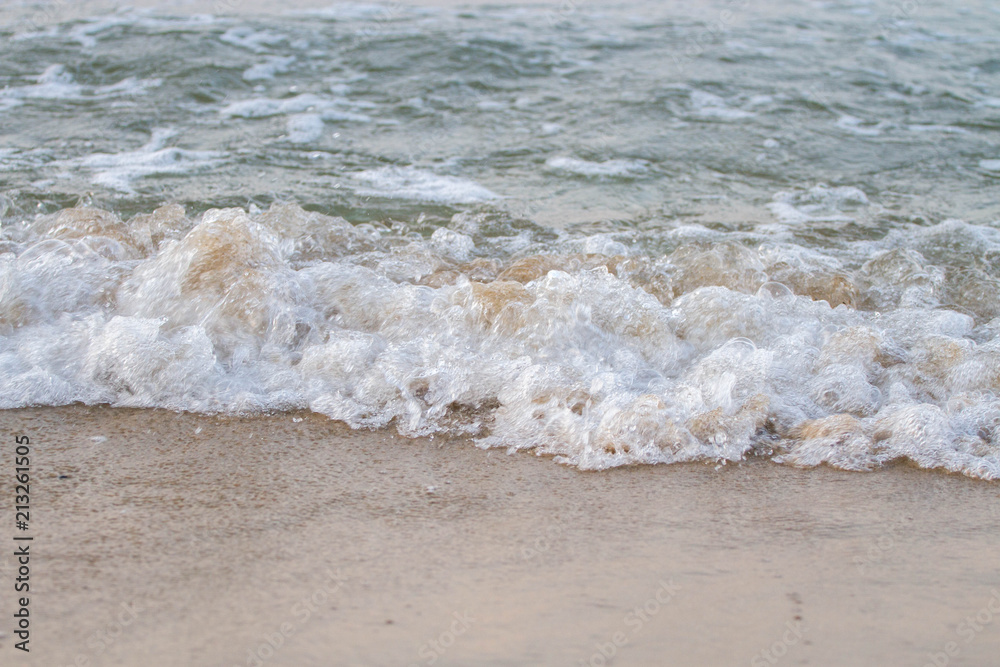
[{"xmin": 2, "ymin": 202, "xmax": 998, "ymax": 478}]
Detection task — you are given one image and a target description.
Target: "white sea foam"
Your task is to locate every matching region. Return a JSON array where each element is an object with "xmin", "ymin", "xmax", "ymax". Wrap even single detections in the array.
[
  {"xmin": 353, "ymin": 167, "xmax": 499, "ymax": 203},
  {"xmin": 220, "ymin": 94, "xmax": 371, "ymax": 122},
  {"xmin": 768, "ymin": 185, "xmax": 870, "ymax": 224},
  {"xmin": 545, "ymin": 157, "xmax": 648, "ymax": 178},
  {"xmin": 220, "ymin": 94, "xmax": 324, "ymax": 118},
  {"xmin": 219, "ymin": 27, "xmax": 288, "ymax": 52},
  {"xmin": 0, "ymin": 65, "xmax": 160, "ymax": 107},
  {"xmin": 15, "ymin": 64, "xmax": 82, "ymax": 98},
  {"xmin": 287, "ymin": 3, "xmax": 438, "ymax": 22},
  {"xmin": 1, "ymin": 204, "xmax": 998, "ymax": 480},
  {"xmin": 686, "ymin": 90, "xmax": 755, "ymax": 121},
  {"xmin": 243, "ymin": 56, "xmax": 296, "ymax": 81},
  {"xmin": 75, "ymin": 129, "xmax": 221, "ymax": 193},
  {"xmin": 66, "ymin": 16, "xmax": 135, "ymax": 48},
  {"xmin": 836, "ymin": 114, "xmax": 890, "ymax": 136}
]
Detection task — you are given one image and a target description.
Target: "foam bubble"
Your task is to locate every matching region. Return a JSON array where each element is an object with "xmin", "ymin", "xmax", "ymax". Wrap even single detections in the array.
[
  {"xmin": 352, "ymin": 167, "xmax": 499, "ymax": 203},
  {"xmin": 0, "ymin": 65, "xmax": 160, "ymax": 108},
  {"xmin": 243, "ymin": 56, "xmax": 296, "ymax": 82},
  {"xmin": 2, "ymin": 203, "xmax": 999, "ymax": 479},
  {"xmin": 220, "ymin": 94, "xmax": 371, "ymax": 123},
  {"xmin": 768, "ymin": 184, "xmax": 870, "ymax": 224},
  {"xmin": 75, "ymin": 129, "xmax": 221, "ymax": 193},
  {"xmin": 219, "ymin": 27, "xmax": 287, "ymax": 53},
  {"xmin": 836, "ymin": 114, "xmax": 889, "ymax": 136},
  {"xmin": 544, "ymin": 157, "xmax": 649, "ymax": 179},
  {"xmin": 686, "ymin": 90, "xmax": 755, "ymax": 121},
  {"xmin": 67, "ymin": 16, "xmax": 135, "ymax": 48}
]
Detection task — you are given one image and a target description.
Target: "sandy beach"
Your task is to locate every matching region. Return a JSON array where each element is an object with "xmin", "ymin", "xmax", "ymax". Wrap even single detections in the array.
[
  {"xmin": 3, "ymin": 0, "xmax": 1000, "ymax": 664},
  {"xmin": 0, "ymin": 406, "xmax": 997, "ymax": 666}
]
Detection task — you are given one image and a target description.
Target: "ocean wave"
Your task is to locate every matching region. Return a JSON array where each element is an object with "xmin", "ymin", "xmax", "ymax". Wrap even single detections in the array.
[{"xmin": 1, "ymin": 203, "xmax": 998, "ymax": 479}]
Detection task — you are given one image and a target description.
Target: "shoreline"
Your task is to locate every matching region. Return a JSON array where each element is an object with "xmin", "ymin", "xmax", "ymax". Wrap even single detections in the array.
[{"xmin": 0, "ymin": 406, "xmax": 998, "ymax": 665}]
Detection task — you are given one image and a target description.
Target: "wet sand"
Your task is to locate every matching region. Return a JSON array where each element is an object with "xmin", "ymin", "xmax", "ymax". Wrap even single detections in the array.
[{"xmin": 0, "ymin": 406, "xmax": 997, "ymax": 666}]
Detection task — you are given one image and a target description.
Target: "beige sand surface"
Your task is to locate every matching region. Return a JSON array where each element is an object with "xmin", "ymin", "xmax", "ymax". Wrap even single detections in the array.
[{"xmin": 0, "ymin": 406, "xmax": 998, "ymax": 666}]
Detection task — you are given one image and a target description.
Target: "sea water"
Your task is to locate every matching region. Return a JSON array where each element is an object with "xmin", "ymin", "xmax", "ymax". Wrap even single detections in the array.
[{"xmin": 1, "ymin": 0, "xmax": 999, "ymax": 477}]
